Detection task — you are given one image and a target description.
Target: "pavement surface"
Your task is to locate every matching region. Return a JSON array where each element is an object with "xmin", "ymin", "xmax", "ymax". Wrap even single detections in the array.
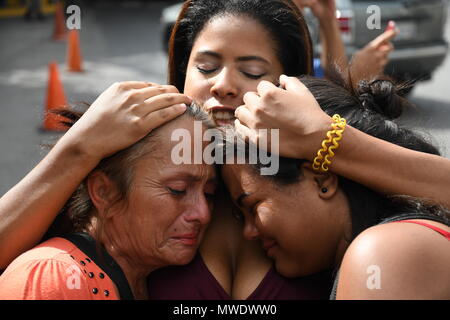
[{"xmin": 0, "ymin": 0, "xmax": 449, "ymax": 196}]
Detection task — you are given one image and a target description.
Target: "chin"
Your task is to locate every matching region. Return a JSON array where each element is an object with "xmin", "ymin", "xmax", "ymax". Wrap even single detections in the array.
[
  {"xmin": 169, "ymin": 248, "xmax": 198, "ymax": 266},
  {"xmin": 274, "ymin": 259, "xmax": 306, "ymax": 278}
]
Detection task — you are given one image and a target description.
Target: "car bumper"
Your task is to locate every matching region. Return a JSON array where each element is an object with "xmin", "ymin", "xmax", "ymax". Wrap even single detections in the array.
[
  {"xmin": 389, "ymin": 43, "xmax": 448, "ymax": 61},
  {"xmin": 346, "ymin": 42, "xmax": 449, "ymax": 79},
  {"xmin": 387, "ymin": 43, "xmax": 448, "ymax": 79}
]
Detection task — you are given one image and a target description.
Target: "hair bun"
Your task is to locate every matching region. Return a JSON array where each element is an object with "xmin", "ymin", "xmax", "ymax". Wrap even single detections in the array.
[{"xmin": 357, "ymin": 78, "xmax": 406, "ymax": 119}]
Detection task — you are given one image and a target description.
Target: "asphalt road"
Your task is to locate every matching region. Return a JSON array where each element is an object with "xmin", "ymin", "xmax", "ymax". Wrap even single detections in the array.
[{"xmin": 0, "ymin": 0, "xmax": 449, "ymax": 196}]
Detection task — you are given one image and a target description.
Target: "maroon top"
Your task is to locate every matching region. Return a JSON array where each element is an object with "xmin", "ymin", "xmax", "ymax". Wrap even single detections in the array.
[{"xmin": 147, "ymin": 253, "xmax": 333, "ymax": 300}]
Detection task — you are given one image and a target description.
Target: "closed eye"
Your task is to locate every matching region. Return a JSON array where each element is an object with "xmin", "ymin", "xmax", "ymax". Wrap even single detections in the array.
[
  {"xmin": 242, "ymin": 72, "xmax": 267, "ymax": 80},
  {"xmin": 249, "ymin": 200, "xmax": 262, "ymax": 216},
  {"xmin": 197, "ymin": 66, "xmax": 218, "ymax": 74},
  {"xmin": 167, "ymin": 187, "xmax": 186, "ymax": 195}
]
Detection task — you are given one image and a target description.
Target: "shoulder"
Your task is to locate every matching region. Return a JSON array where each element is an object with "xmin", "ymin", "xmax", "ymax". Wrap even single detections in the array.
[
  {"xmin": 336, "ymin": 220, "xmax": 450, "ymax": 300},
  {"xmin": 0, "ymin": 238, "xmax": 92, "ymax": 300}
]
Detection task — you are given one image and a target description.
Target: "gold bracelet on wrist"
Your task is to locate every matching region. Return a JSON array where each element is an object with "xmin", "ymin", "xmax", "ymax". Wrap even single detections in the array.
[{"xmin": 312, "ymin": 114, "xmax": 347, "ymax": 172}]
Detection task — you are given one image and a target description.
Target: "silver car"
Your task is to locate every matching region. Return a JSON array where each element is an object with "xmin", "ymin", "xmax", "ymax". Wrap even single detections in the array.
[{"xmin": 161, "ymin": 0, "xmax": 448, "ymax": 84}]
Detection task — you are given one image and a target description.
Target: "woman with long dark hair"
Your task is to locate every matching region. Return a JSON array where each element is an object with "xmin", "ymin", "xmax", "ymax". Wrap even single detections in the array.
[
  {"xmin": 223, "ymin": 73, "xmax": 450, "ymax": 299},
  {"xmin": 0, "ymin": 0, "xmax": 449, "ymax": 299}
]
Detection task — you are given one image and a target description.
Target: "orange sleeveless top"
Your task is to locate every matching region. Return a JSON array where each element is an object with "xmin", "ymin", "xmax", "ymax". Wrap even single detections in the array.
[{"xmin": 0, "ymin": 237, "xmax": 119, "ymax": 300}]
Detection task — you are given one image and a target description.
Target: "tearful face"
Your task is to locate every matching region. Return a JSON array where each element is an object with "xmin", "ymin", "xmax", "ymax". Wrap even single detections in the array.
[
  {"xmin": 109, "ymin": 118, "xmax": 217, "ymax": 268},
  {"xmin": 184, "ymin": 15, "xmax": 284, "ymax": 126}
]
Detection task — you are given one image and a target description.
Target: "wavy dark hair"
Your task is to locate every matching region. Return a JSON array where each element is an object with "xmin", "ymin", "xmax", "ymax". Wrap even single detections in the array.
[
  {"xmin": 303, "ymin": 72, "xmax": 448, "ymax": 237},
  {"xmin": 229, "ymin": 71, "xmax": 449, "ymax": 240},
  {"xmin": 168, "ymin": 0, "xmax": 313, "ymax": 91}
]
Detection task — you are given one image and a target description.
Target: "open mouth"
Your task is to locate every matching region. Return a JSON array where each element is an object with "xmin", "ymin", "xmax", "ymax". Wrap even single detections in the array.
[{"xmin": 212, "ymin": 110, "xmax": 236, "ymax": 126}]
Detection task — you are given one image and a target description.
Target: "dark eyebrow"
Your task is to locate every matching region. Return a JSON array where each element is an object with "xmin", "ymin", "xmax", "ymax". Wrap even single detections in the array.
[
  {"xmin": 236, "ymin": 192, "xmax": 252, "ymax": 207},
  {"xmin": 196, "ymin": 50, "xmax": 222, "ymax": 59},
  {"xmin": 236, "ymin": 56, "xmax": 270, "ymax": 65},
  {"xmin": 196, "ymin": 51, "xmax": 269, "ymax": 65}
]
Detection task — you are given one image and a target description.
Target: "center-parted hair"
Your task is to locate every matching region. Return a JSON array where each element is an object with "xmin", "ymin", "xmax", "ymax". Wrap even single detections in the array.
[
  {"xmin": 298, "ymin": 72, "xmax": 448, "ymax": 237},
  {"xmin": 168, "ymin": 0, "xmax": 313, "ymax": 91}
]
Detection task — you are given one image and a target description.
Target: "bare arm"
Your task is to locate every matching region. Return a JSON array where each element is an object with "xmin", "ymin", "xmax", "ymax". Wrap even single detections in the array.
[
  {"xmin": 294, "ymin": 0, "xmax": 348, "ymax": 71},
  {"xmin": 234, "ymin": 76, "xmax": 450, "ymax": 209},
  {"xmin": 0, "ymin": 82, "xmax": 190, "ymax": 269},
  {"xmin": 0, "ymin": 140, "xmax": 98, "ymax": 269},
  {"xmin": 317, "ymin": 15, "xmax": 348, "ymax": 72},
  {"xmin": 350, "ymin": 24, "xmax": 398, "ymax": 82},
  {"xmin": 332, "ymin": 125, "xmax": 450, "ymax": 207},
  {"xmin": 336, "ymin": 222, "xmax": 450, "ymax": 299}
]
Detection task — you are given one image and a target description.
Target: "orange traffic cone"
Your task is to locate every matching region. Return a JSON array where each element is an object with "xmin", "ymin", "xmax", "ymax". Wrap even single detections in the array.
[
  {"xmin": 67, "ymin": 29, "xmax": 83, "ymax": 72},
  {"xmin": 53, "ymin": 2, "xmax": 67, "ymax": 40},
  {"xmin": 42, "ymin": 62, "xmax": 68, "ymax": 131}
]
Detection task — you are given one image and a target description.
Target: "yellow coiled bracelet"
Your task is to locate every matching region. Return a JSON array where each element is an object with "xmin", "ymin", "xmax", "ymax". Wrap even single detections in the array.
[{"xmin": 312, "ymin": 114, "xmax": 347, "ymax": 172}]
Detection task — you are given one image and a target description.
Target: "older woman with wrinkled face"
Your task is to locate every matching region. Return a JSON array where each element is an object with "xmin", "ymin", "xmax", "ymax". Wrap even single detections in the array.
[
  {"xmin": 0, "ymin": 106, "xmax": 217, "ymax": 300},
  {"xmin": 2, "ymin": 0, "xmax": 450, "ymax": 302},
  {"xmin": 1, "ymin": 0, "xmax": 322, "ymax": 301}
]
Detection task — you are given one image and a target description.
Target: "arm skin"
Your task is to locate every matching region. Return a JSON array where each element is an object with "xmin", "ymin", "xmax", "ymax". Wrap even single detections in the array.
[
  {"xmin": 235, "ymin": 76, "xmax": 450, "ymax": 210},
  {"xmin": 330, "ymin": 125, "xmax": 450, "ymax": 209},
  {"xmin": 0, "ymin": 81, "xmax": 191, "ymax": 269},
  {"xmin": 294, "ymin": 1, "xmax": 398, "ymax": 81},
  {"xmin": 293, "ymin": 0, "xmax": 349, "ymax": 72},
  {"xmin": 317, "ymin": 16, "xmax": 348, "ymax": 72},
  {"xmin": 318, "ymin": 13, "xmax": 398, "ymax": 81},
  {"xmin": 336, "ymin": 221, "xmax": 450, "ymax": 299},
  {"xmin": 350, "ymin": 26, "xmax": 397, "ymax": 83},
  {"xmin": 0, "ymin": 141, "xmax": 99, "ymax": 269}
]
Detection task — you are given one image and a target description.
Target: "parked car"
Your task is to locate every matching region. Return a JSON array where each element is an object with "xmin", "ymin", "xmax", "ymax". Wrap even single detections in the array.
[{"xmin": 161, "ymin": 0, "xmax": 448, "ymax": 85}]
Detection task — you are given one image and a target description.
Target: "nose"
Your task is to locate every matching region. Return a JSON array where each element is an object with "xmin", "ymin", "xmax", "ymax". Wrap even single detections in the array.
[
  {"xmin": 184, "ymin": 195, "xmax": 211, "ymax": 227},
  {"xmin": 210, "ymin": 68, "xmax": 239, "ymax": 99},
  {"xmin": 243, "ymin": 219, "xmax": 260, "ymax": 241}
]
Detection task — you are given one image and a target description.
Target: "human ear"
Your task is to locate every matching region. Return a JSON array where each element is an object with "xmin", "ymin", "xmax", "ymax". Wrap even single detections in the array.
[
  {"xmin": 87, "ymin": 171, "xmax": 121, "ymax": 217},
  {"xmin": 299, "ymin": 162, "xmax": 339, "ymax": 200}
]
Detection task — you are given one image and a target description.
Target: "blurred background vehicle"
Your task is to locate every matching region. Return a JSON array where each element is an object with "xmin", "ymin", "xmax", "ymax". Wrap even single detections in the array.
[
  {"xmin": 161, "ymin": 0, "xmax": 449, "ymax": 86},
  {"xmin": 0, "ymin": 0, "xmax": 56, "ymax": 19}
]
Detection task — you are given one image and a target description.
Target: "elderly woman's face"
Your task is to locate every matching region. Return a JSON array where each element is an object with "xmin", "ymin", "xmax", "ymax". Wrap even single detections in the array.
[
  {"xmin": 184, "ymin": 15, "xmax": 284, "ymax": 126},
  {"xmin": 221, "ymin": 164, "xmax": 349, "ymax": 277},
  {"xmin": 109, "ymin": 118, "xmax": 217, "ymax": 268}
]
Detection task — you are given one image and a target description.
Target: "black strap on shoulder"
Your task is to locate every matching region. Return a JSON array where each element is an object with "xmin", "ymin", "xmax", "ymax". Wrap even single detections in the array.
[
  {"xmin": 379, "ymin": 213, "xmax": 449, "ymax": 225},
  {"xmin": 329, "ymin": 269, "xmax": 339, "ymax": 300},
  {"xmin": 62, "ymin": 233, "xmax": 135, "ymax": 300}
]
